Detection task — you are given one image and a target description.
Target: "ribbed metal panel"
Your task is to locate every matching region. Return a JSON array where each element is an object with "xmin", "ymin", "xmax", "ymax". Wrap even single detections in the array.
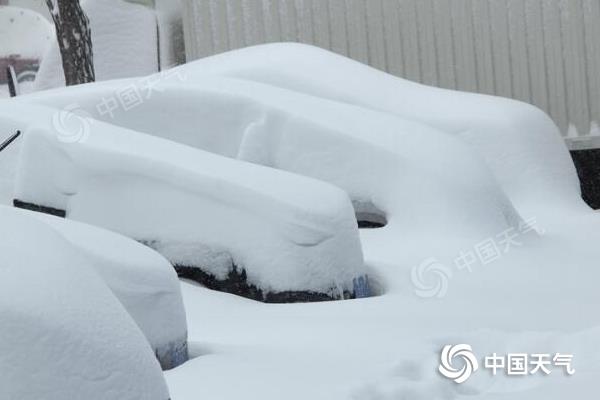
[{"xmin": 182, "ymin": 0, "xmax": 600, "ymax": 137}]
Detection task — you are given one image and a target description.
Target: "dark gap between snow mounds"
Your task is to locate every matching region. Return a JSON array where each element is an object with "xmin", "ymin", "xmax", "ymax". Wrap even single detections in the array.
[
  {"xmin": 156, "ymin": 339, "xmax": 188, "ymax": 371},
  {"xmin": 571, "ymin": 148, "xmax": 600, "ymax": 209},
  {"xmin": 175, "ymin": 264, "xmax": 369, "ymax": 303},
  {"xmin": 354, "ymin": 200, "xmax": 387, "ymax": 229},
  {"xmin": 138, "ymin": 240, "xmax": 372, "ymax": 303}
]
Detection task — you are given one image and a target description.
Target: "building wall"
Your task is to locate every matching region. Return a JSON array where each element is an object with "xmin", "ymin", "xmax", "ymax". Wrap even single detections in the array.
[{"xmin": 181, "ymin": 0, "xmax": 600, "ymax": 138}]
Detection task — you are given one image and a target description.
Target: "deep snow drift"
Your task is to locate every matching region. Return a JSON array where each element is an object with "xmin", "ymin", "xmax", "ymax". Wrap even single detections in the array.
[{"xmin": 0, "ymin": 206, "xmax": 170, "ymax": 400}]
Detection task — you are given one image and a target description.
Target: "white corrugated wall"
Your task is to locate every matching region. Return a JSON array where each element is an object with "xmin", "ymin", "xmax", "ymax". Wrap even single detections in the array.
[{"xmin": 182, "ymin": 0, "xmax": 600, "ymax": 138}]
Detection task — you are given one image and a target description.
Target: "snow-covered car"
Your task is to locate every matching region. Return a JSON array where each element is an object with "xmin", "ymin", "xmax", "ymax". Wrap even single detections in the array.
[
  {"xmin": 171, "ymin": 43, "xmax": 582, "ymax": 215},
  {"xmin": 30, "ymin": 208, "xmax": 189, "ymax": 370},
  {"xmin": 19, "ymin": 73, "xmax": 521, "ymax": 239},
  {"xmin": 1, "ymin": 101, "xmax": 370, "ymax": 303},
  {"xmin": 0, "ymin": 206, "xmax": 171, "ymax": 400},
  {"xmin": 1, "ymin": 204, "xmax": 188, "ymax": 369}
]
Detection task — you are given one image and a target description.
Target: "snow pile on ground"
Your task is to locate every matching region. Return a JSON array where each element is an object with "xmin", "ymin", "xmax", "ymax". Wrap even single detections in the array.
[
  {"xmin": 34, "ymin": 0, "xmax": 158, "ymax": 90},
  {"xmin": 0, "ymin": 205, "xmax": 170, "ymax": 400},
  {"xmin": 0, "ymin": 6, "xmax": 53, "ymax": 59},
  {"xmin": 1, "ymin": 101, "xmax": 368, "ymax": 301}
]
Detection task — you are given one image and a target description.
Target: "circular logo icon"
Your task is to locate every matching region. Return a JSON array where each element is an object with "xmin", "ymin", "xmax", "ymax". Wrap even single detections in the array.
[
  {"xmin": 52, "ymin": 103, "xmax": 92, "ymax": 143},
  {"xmin": 411, "ymin": 257, "xmax": 453, "ymax": 298},
  {"xmin": 438, "ymin": 344, "xmax": 479, "ymax": 383}
]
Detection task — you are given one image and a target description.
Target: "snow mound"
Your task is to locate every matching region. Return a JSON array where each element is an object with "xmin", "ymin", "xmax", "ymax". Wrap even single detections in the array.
[
  {"xmin": 0, "ymin": 206, "xmax": 170, "ymax": 400},
  {"xmin": 0, "ymin": 6, "xmax": 53, "ymax": 59},
  {"xmin": 22, "ymin": 77, "xmax": 523, "ymax": 238},
  {"xmin": 2, "ymin": 101, "xmax": 368, "ymax": 302},
  {"xmin": 34, "ymin": 0, "xmax": 158, "ymax": 90},
  {"xmin": 172, "ymin": 43, "xmax": 584, "ymax": 215},
  {"xmin": 28, "ymin": 209, "xmax": 189, "ymax": 370}
]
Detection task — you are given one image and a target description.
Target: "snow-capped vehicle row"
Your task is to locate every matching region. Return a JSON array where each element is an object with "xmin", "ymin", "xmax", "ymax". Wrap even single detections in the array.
[
  {"xmin": 1, "ymin": 101, "xmax": 369, "ymax": 303},
  {"xmin": 1, "ymin": 43, "xmax": 596, "ymax": 400}
]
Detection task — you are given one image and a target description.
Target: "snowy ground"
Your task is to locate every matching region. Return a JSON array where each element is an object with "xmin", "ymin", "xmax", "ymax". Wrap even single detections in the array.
[
  {"xmin": 1, "ymin": 43, "xmax": 599, "ymax": 399},
  {"xmin": 165, "ymin": 218, "xmax": 600, "ymax": 400}
]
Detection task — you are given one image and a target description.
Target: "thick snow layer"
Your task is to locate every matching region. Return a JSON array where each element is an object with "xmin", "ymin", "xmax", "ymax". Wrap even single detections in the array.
[
  {"xmin": 173, "ymin": 43, "xmax": 583, "ymax": 215},
  {"xmin": 22, "ymin": 77, "xmax": 523, "ymax": 240},
  {"xmin": 0, "ymin": 206, "xmax": 170, "ymax": 400},
  {"xmin": 27, "ymin": 209, "xmax": 188, "ymax": 369},
  {"xmin": 0, "ymin": 6, "xmax": 53, "ymax": 59},
  {"xmin": 1, "ymin": 101, "xmax": 366, "ymax": 297},
  {"xmin": 4, "ymin": 44, "xmax": 600, "ymax": 399},
  {"xmin": 34, "ymin": 0, "xmax": 158, "ymax": 90}
]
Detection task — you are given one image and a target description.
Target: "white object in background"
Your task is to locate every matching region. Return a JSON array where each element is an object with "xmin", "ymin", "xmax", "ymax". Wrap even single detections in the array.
[
  {"xmin": 0, "ymin": 6, "xmax": 53, "ymax": 59},
  {"xmin": 34, "ymin": 0, "xmax": 158, "ymax": 90}
]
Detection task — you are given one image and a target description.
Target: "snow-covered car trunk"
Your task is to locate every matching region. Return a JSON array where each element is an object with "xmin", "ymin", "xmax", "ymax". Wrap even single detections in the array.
[
  {"xmin": 0, "ymin": 207, "xmax": 170, "ymax": 400},
  {"xmin": 2, "ymin": 102, "xmax": 368, "ymax": 303}
]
